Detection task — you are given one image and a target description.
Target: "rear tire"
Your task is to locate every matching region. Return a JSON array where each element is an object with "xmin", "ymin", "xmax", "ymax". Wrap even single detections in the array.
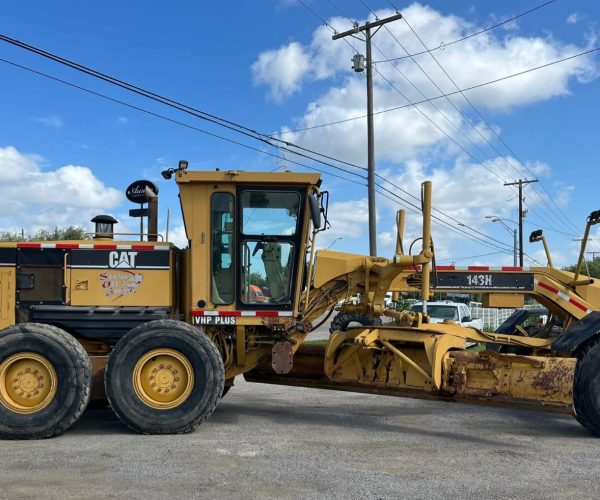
[
  {"xmin": 573, "ymin": 337, "xmax": 600, "ymax": 435},
  {"xmin": 0, "ymin": 323, "xmax": 92, "ymax": 439},
  {"xmin": 105, "ymin": 320, "xmax": 224, "ymax": 434}
]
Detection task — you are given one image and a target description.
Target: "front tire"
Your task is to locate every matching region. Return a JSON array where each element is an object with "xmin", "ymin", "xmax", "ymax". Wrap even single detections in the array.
[
  {"xmin": 105, "ymin": 320, "xmax": 224, "ymax": 434},
  {"xmin": 0, "ymin": 323, "xmax": 92, "ymax": 439},
  {"xmin": 573, "ymin": 337, "xmax": 600, "ymax": 436}
]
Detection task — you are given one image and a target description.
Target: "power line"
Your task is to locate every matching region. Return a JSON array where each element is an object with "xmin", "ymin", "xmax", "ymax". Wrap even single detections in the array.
[
  {"xmin": 296, "ymin": 0, "xmax": 358, "ymax": 54},
  {"xmin": 374, "ymin": 0, "xmax": 559, "ymax": 63},
  {"xmin": 436, "ymin": 251, "xmax": 507, "ymax": 264},
  {"xmin": 0, "ymin": 56, "xmax": 367, "ymax": 183},
  {"xmin": 318, "ymin": 1, "xmax": 542, "ymax": 249},
  {"xmin": 0, "ymin": 32, "xmax": 367, "ymax": 179},
  {"xmin": 1, "ymin": 56, "xmax": 520, "ymax": 255},
  {"xmin": 375, "ymin": 187, "xmax": 514, "ymax": 253},
  {"xmin": 0, "ymin": 51, "xmax": 517, "ymax": 253},
  {"xmin": 283, "ymin": 45, "xmax": 600, "ymax": 134},
  {"xmin": 355, "ymin": 4, "xmax": 522, "ymax": 192},
  {"xmin": 301, "ymin": 2, "xmax": 519, "ymax": 251},
  {"xmin": 400, "ymin": 14, "xmax": 580, "ymax": 237},
  {"xmin": 299, "ymin": 1, "xmax": 549, "ymax": 252},
  {"xmin": 375, "ymin": 183, "xmax": 514, "ymax": 252},
  {"xmin": 327, "ymin": 3, "xmax": 515, "ymax": 188},
  {"xmin": 295, "ymin": 0, "xmax": 583, "ymax": 242}
]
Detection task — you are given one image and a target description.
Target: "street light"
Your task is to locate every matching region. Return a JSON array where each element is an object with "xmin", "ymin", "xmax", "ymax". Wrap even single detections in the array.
[
  {"xmin": 326, "ymin": 237, "xmax": 343, "ymax": 250},
  {"xmin": 485, "ymin": 215, "xmax": 518, "ymax": 266}
]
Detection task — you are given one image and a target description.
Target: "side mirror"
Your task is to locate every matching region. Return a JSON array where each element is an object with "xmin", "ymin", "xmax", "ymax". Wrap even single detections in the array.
[
  {"xmin": 308, "ymin": 195, "xmax": 322, "ymax": 229},
  {"xmin": 529, "ymin": 229, "xmax": 543, "ymax": 243},
  {"xmin": 462, "ymin": 316, "xmax": 472, "ymax": 323}
]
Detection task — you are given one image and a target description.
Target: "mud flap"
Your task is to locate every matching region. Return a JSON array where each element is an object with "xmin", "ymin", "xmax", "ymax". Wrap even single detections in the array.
[{"xmin": 552, "ymin": 311, "xmax": 600, "ymax": 354}]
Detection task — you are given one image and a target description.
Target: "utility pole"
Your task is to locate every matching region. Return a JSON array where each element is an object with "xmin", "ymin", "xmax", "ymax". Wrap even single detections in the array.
[
  {"xmin": 512, "ymin": 228, "xmax": 518, "ymax": 267},
  {"xmin": 504, "ymin": 179, "xmax": 538, "ymax": 267},
  {"xmin": 332, "ymin": 12, "xmax": 403, "ymax": 257},
  {"xmin": 587, "ymin": 251, "xmax": 600, "ymax": 260}
]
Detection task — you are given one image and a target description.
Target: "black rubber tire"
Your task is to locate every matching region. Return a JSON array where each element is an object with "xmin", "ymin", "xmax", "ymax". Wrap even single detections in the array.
[
  {"xmin": 0, "ymin": 323, "xmax": 92, "ymax": 440},
  {"xmin": 330, "ymin": 312, "xmax": 382, "ymax": 334},
  {"xmin": 222, "ymin": 385, "xmax": 232, "ymax": 398},
  {"xmin": 105, "ymin": 320, "xmax": 224, "ymax": 435},
  {"xmin": 573, "ymin": 337, "xmax": 600, "ymax": 436},
  {"xmin": 222, "ymin": 377, "xmax": 234, "ymax": 398}
]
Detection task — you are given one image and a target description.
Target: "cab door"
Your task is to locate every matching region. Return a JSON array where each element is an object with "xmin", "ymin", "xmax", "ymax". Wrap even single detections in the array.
[{"xmin": 236, "ymin": 186, "xmax": 306, "ymax": 311}]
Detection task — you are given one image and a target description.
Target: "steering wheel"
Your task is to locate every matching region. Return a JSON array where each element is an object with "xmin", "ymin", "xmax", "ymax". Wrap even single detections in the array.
[{"xmin": 514, "ymin": 324, "xmax": 530, "ymax": 337}]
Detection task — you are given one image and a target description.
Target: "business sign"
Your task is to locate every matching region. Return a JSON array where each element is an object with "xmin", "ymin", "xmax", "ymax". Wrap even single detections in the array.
[{"xmin": 126, "ymin": 180, "xmax": 158, "ymax": 204}]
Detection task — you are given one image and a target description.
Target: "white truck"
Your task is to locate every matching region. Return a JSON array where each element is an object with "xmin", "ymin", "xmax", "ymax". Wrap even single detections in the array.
[{"xmin": 410, "ymin": 301, "xmax": 484, "ymax": 329}]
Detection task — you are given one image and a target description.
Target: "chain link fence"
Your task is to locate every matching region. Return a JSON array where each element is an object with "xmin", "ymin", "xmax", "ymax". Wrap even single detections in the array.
[{"xmin": 470, "ymin": 306, "xmax": 515, "ymax": 330}]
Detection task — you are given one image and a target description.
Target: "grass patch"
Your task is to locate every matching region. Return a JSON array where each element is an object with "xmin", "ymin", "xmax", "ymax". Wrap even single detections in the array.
[{"xmin": 302, "ymin": 339, "xmax": 328, "ymax": 346}]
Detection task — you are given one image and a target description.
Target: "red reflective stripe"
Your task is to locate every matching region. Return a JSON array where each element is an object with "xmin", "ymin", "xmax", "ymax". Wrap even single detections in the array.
[
  {"xmin": 55, "ymin": 243, "xmax": 80, "ymax": 249},
  {"xmin": 92, "ymin": 244, "xmax": 118, "ymax": 250},
  {"xmin": 436, "ymin": 265, "xmax": 455, "ymax": 271},
  {"xmin": 16, "ymin": 243, "xmax": 41, "ymax": 248},
  {"xmin": 467, "ymin": 266, "xmax": 489, "ymax": 271},
  {"xmin": 537, "ymin": 281, "xmax": 559, "ymax": 295},
  {"xmin": 501, "ymin": 266, "xmax": 522, "ymax": 271},
  {"xmin": 569, "ymin": 299, "xmax": 589, "ymax": 313},
  {"xmin": 191, "ymin": 310, "xmax": 288, "ymax": 317},
  {"xmin": 131, "ymin": 245, "xmax": 157, "ymax": 251}
]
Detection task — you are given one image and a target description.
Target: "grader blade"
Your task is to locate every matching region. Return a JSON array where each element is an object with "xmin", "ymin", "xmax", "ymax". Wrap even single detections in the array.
[{"xmin": 245, "ymin": 329, "xmax": 577, "ymax": 415}]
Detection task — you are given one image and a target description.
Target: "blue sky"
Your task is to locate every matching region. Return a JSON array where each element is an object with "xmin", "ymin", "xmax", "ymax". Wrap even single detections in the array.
[{"xmin": 1, "ymin": 0, "xmax": 599, "ymax": 267}]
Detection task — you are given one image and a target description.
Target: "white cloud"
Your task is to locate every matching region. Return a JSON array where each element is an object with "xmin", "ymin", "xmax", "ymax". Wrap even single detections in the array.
[
  {"xmin": 251, "ymin": 42, "xmax": 311, "ymax": 102},
  {"xmin": 166, "ymin": 224, "xmax": 189, "ymax": 249},
  {"xmin": 370, "ymin": 155, "xmax": 576, "ymax": 262},
  {"xmin": 0, "ymin": 146, "xmax": 122, "ymax": 234},
  {"xmin": 254, "ymin": 4, "xmax": 597, "ymax": 167},
  {"xmin": 567, "ymin": 13, "xmax": 582, "ymax": 25},
  {"xmin": 116, "ymin": 116, "xmax": 128, "ymax": 125},
  {"xmin": 248, "ymin": 4, "xmax": 592, "ymax": 265},
  {"xmin": 317, "ymin": 197, "xmax": 369, "ymax": 249},
  {"xmin": 32, "ymin": 115, "xmax": 63, "ymax": 129}
]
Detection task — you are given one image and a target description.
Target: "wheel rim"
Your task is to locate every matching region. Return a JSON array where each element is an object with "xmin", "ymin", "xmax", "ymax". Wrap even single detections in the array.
[
  {"xmin": 132, "ymin": 348, "xmax": 194, "ymax": 410},
  {"xmin": 0, "ymin": 352, "xmax": 58, "ymax": 414}
]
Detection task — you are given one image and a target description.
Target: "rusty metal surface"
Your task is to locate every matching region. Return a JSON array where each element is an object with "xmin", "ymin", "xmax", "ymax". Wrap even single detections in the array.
[
  {"xmin": 246, "ymin": 345, "xmax": 575, "ymax": 415},
  {"xmin": 90, "ymin": 355, "xmax": 108, "ymax": 401},
  {"xmin": 531, "ymin": 358, "xmax": 577, "ymax": 396},
  {"xmin": 271, "ymin": 342, "xmax": 294, "ymax": 374}
]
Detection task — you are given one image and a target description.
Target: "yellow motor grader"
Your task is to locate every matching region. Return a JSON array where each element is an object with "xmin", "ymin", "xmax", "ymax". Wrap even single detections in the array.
[{"xmin": 1, "ymin": 161, "xmax": 599, "ymax": 439}]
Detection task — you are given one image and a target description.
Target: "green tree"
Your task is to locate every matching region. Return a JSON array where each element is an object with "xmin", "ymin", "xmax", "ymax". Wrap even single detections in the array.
[
  {"xmin": 0, "ymin": 225, "xmax": 88, "ymax": 242},
  {"xmin": 33, "ymin": 226, "xmax": 88, "ymax": 241},
  {"xmin": 0, "ymin": 230, "xmax": 24, "ymax": 242},
  {"xmin": 249, "ymin": 272, "xmax": 268, "ymax": 289},
  {"xmin": 562, "ymin": 257, "xmax": 600, "ymax": 279}
]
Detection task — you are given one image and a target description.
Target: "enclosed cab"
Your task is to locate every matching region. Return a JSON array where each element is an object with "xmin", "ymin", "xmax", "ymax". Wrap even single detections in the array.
[{"xmin": 175, "ymin": 168, "xmax": 321, "ymax": 324}]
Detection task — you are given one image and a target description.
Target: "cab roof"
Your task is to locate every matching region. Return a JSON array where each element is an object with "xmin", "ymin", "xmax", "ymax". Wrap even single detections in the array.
[{"xmin": 175, "ymin": 169, "xmax": 321, "ymax": 186}]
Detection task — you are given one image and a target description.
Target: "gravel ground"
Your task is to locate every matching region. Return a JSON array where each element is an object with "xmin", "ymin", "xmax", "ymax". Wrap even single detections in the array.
[
  {"xmin": 1, "ymin": 316, "xmax": 599, "ymax": 499},
  {"xmin": 1, "ymin": 377, "xmax": 599, "ymax": 500}
]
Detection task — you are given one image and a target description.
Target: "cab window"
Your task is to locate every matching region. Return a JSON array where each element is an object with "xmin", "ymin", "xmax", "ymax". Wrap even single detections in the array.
[
  {"xmin": 239, "ymin": 189, "xmax": 303, "ymax": 307},
  {"xmin": 241, "ymin": 191, "xmax": 300, "ymax": 236},
  {"xmin": 240, "ymin": 241, "xmax": 294, "ymax": 304},
  {"xmin": 211, "ymin": 193, "xmax": 234, "ymax": 305}
]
